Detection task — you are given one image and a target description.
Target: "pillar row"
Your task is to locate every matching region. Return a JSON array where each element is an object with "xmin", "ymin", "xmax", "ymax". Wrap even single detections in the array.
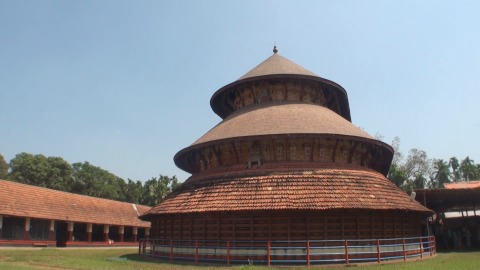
[
  {"xmin": 133, "ymin": 226, "xmax": 138, "ymax": 242},
  {"xmin": 24, "ymin": 218, "xmax": 30, "ymax": 240},
  {"xmin": 104, "ymin": 225, "xmax": 109, "ymax": 242},
  {"xmin": 0, "ymin": 215, "xmax": 3, "ymax": 239},
  {"xmin": 145, "ymin": 228, "xmax": 150, "ymax": 240},
  {"xmin": 119, "ymin": 226, "xmax": 124, "ymax": 242},
  {"xmin": 87, "ymin": 223, "xmax": 92, "ymax": 242},
  {"xmin": 67, "ymin": 222, "xmax": 74, "ymax": 241},
  {"xmin": 49, "ymin": 220, "xmax": 55, "ymax": 241}
]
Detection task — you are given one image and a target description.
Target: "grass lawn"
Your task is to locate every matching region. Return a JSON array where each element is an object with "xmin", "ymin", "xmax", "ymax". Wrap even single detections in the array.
[{"xmin": 0, "ymin": 248, "xmax": 479, "ymax": 270}]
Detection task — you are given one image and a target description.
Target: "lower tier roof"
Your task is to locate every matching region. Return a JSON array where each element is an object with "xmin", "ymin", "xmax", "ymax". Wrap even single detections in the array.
[{"xmin": 141, "ymin": 165, "xmax": 432, "ymax": 219}]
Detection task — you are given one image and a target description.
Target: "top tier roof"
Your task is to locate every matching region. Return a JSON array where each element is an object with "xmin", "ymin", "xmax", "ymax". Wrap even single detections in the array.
[
  {"xmin": 237, "ymin": 49, "xmax": 318, "ymax": 80},
  {"xmin": 210, "ymin": 48, "xmax": 352, "ymax": 121}
]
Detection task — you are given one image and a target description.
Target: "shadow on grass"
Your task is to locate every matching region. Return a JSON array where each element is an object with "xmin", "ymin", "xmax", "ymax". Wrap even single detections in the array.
[
  {"xmin": 436, "ymin": 248, "xmax": 480, "ymax": 254},
  {"xmin": 119, "ymin": 253, "xmax": 230, "ymax": 268}
]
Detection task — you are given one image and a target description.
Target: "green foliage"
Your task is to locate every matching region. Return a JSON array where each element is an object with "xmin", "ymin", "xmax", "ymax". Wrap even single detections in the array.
[
  {"xmin": 5, "ymin": 152, "xmax": 182, "ymax": 206},
  {"xmin": 0, "ymin": 153, "xmax": 8, "ymax": 179},
  {"xmin": 8, "ymin": 152, "xmax": 73, "ymax": 191},
  {"xmin": 432, "ymin": 159, "xmax": 451, "ymax": 188},
  {"xmin": 387, "ymin": 163, "xmax": 408, "ymax": 187},
  {"xmin": 141, "ymin": 175, "xmax": 179, "ymax": 206},
  {"xmin": 459, "ymin": 156, "xmax": 480, "ymax": 181},
  {"xmin": 71, "ymin": 162, "xmax": 124, "ymax": 200},
  {"xmin": 388, "ymin": 138, "xmax": 480, "ymax": 190},
  {"xmin": 449, "ymin": 157, "xmax": 460, "ymax": 181}
]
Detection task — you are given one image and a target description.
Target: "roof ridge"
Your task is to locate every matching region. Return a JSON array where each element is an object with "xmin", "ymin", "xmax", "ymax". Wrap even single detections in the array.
[{"xmin": 237, "ymin": 52, "xmax": 318, "ymax": 81}]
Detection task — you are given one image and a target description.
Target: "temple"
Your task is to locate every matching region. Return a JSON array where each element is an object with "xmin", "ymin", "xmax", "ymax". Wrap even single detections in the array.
[{"xmin": 140, "ymin": 48, "xmax": 434, "ymax": 265}]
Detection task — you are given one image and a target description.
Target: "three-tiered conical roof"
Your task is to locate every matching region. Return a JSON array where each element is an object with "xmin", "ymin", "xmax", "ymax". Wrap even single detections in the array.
[{"xmin": 143, "ymin": 48, "xmax": 432, "ymax": 219}]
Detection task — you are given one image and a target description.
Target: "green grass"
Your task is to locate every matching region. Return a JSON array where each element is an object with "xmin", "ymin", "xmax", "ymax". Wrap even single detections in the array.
[{"xmin": 0, "ymin": 248, "xmax": 478, "ymax": 270}]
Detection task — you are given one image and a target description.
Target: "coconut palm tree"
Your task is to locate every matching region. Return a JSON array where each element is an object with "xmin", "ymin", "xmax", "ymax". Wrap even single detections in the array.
[
  {"xmin": 449, "ymin": 157, "xmax": 460, "ymax": 182},
  {"xmin": 433, "ymin": 159, "xmax": 451, "ymax": 188}
]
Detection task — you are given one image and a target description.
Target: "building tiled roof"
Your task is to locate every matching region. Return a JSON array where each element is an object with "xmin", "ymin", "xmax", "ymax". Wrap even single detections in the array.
[
  {"xmin": 142, "ymin": 165, "xmax": 432, "ymax": 218},
  {"xmin": 190, "ymin": 102, "xmax": 373, "ymax": 147},
  {"xmin": 415, "ymin": 188, "xmax": 480, "ymax": 213},
  {"xmin": 0, "ymin": 180, "xmax": 150, "ymax": 227},
  {"xmin": 237, "ymin": 52, "xmax": 318, "ymax": 81},
  {"xmin": 443, "ymin": 180, "xmax": 480, "ymax": 189}
]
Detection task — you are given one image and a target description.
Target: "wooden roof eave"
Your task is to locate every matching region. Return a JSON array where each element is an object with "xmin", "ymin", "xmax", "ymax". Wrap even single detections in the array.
[
  {"xmin": 173, "ymin": 133, "xmax": 394, "ymax": 175},
  {"xmin": 210, "ymin": 74, "xmax": 351, "ymax": 121}
]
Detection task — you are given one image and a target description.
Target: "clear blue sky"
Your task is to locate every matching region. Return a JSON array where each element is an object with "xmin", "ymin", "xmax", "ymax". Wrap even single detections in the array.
[{"xmin": 1, "ymin": 1, "xmax": 479, "ymax": 182}]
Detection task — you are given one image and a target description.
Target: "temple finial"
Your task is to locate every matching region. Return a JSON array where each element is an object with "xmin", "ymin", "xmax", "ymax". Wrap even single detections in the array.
[{"xmin": 273, "ymin": 45, "xmax": 278, "ymax": 54}]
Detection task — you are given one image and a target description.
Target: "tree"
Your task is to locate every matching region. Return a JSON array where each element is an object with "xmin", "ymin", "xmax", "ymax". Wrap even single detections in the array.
[
  {"xmin": 449, "ymin": 157, "xmax": 460, "ymax": 182},
  {"xmin": 0, "ymin": 153, "xmax": 8, "ymax": 179},
  {"xmin": 71, "ymin": 162, "xmax": 124, "ymax": 200},
  {"xmin": 387, "ymin": 163, "xmax": 408, "ymax": 188},
  {"xmin": 8, "ymin": 152, "xmax": 73, "ymax": 191},
  {"xmin": 460, "ymin": 157, "xmax": 479, "ymax": 181},
  {"xmin": 403, "ymin": 149, "xmax": 431, "ymax": 180},
  {"xmin": 398, "ymin": 148, "xmax": 432, "ymax": 190},
  {"xmin": 432, "ymin": 159, "xmax": 451, "ymax": 188},
  {"xmin": 141, "ymin": 175, "xmax": 179, "ymax": 206},
  {"xmin": 121, "ymin": 179, "xmax": 144, "ymax": 204},
  {"xmin": 387, "ymin": 137, "xmax": 409, "ymax": 189},
  {"xmin": 391, "ymin": 136, "xmax": 403, "ymax": 166}
]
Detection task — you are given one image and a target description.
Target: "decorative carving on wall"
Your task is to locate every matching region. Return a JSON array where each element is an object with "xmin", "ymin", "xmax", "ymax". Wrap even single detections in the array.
[
  {"xmin": 289, "ymin": 145, "xmax": 297, "ymax": 160},
  {"xmin": 275, "ymin": 143, "xmax": 284, "ymax": 161},
  {"xmin": 303, "ymin": 144, "xmax": 312, "ymax": 161},
  {"xmin": 272, "ymin": 82, "xmax": 285, "ymax": 101},
  {"xmin": 248, "ymin": 141, "xmax": 262, "ymax": 168},
  {"xmin": 188, "ymin": 137, "xmax": 378, "ymax": 172}
]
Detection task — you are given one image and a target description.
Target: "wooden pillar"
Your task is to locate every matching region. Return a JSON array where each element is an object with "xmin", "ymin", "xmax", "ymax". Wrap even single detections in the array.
[
  {"xmin": 119, "ymin": 226, "xmax": 124, "ymax": 242},
  {"xmin": 306, "ymin": 215, "xmax": 310, "ymax": 239},
  {"xmin": 145, "ymin": 227, "xmax": 150, "ymax": 240},
  {"xmin": 133, "ymin": 227, "xmax": 138, "ymax": 242},
  {"xmin": 103, "ymin": 225, "xmax": 109, "ymax": 242},
  {"xmin": 179, "ymin": 216, "xmax": 183, "ymax": 240},
  {"xmin": 189, "ymin": 218, "xmax": 193, "ymax": 241},
  {"xmin": 217, "ymin": 215, "xmax": 220, "ymax": 243},
  {"xmin": 0, "ymin": 215, "xmax": 3, "ymax": 239},
  {"xmin": 288, "ymin": 216, "xmax": 291, "ymax": 241},
  {"xmin": 87, "ymin": 223, "xmax": 92, "ymax": 242},
  {"xmin": 67, "ymin": 222, "xmax": 74, "ymax": 241},
  {"xmin": 24, "ymin": 218, "xmax": 30, "ymax": 240},
  {"xmin": 49, "ymin": 220, "xmax": 55, "ymax": 241}
]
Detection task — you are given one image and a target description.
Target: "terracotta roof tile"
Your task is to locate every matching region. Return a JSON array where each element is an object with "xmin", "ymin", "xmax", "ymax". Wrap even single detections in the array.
[
  {"xmin": 237, "ymin": 52, "xmax": 318, "ymax": 81},
  {"xmin": 191, "ymin": 102, "xmax": 372, "ymax": 147},
  {"xmin": 444, "ymin": 180, "xmax": 480, "ymax": 189},
  {"xmin": 142, "ymin": 166, "xmax": 431, "ymax": 218},
  {"xmin": 0, "ymin": 180, "xmax": 150, "ymax": 227}
]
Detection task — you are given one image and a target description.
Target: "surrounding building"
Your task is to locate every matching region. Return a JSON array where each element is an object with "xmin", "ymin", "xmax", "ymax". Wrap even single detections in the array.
[
  {"xmin": 139, "ymin": 48, "xmax": 434, "ymax": 265},
  {"xmin": 415, "ymin": 181, "xmax": 480, "ymax": 250},
  {"xmin": 0, "ymin": 179, "xmax": 150, "ymax": 247}
]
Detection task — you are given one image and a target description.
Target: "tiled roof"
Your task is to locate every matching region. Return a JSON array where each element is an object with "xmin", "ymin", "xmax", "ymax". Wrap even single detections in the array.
[
  {"xmin": 237, "ymin": 52, "xmax": 318, "ymax": 81},
  {"xmin": 444, "ymin": 180, "xmax": 480, "ymax": 189},
  {"xmin": 142, "ymin": 165, "xmax": 432, "ymax": 218},
  {"xmin": 0, "ymin": 180, "xmax": 150, "ymax": 227},
  {"xmin": 190, "ymin": 102, "xmax": 373, "ymax": 147}
]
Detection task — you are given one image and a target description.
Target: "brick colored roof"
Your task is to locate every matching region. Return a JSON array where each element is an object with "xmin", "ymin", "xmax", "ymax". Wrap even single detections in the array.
[
  {"xmin": 191, "ymin": 102, "xmax": 373, "ymax": 147},
  {"xmin": 238, "ymin": 52, "xmax": 318, "ymax": 81},
  {"xmin": 0, "ymin": 180, "xmax": 150, "ymax": 227},
  {"xmin": 142, "ymin": 165, "xmax": 432, "ymax": 218},
  {"xmin": 443, "ymin": 180, "xmax": 480, "ymax": 189},
  {"xmin": 415, "ymin": 188, "xmax": 480, "ymax": 213}
]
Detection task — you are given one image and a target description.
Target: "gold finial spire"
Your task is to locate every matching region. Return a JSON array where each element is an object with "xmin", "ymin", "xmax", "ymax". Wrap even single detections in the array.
[{"xmin": 273, "ymin": 45, "xmax": 278, "ymax": 54}]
